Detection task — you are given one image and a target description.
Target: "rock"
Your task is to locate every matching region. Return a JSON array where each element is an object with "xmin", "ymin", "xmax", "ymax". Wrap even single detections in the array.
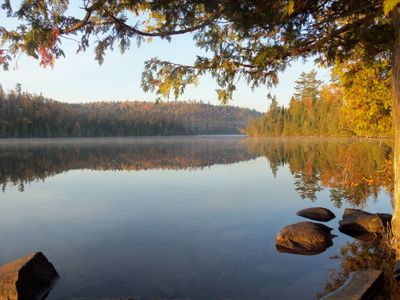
[
  {"xmin": 393, "ymin": 260, "xmax": 400, "ymax": 280},
  {"xmin": 276, "ymin": 221, "xmax": 335, "ymax": 255},
  {"xmin": 339, "ymin": 208, "xmax": 392, "ymax": 235},
  {"xmin": 0, "ymin": 252, "xmax": 59, "ymax": 300},
  {"xmin": 321, "ymin": 269, "xmax": 383, "ymax": 300},
  {"xmin": 296, "ymin": 207, "xmax": 336, "ymax": 222}
]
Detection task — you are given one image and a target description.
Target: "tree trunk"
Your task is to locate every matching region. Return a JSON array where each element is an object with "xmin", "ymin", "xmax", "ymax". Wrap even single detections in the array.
[{"xmin": 391, "ymin": 7, "xmax": 400, "ymax": 258}]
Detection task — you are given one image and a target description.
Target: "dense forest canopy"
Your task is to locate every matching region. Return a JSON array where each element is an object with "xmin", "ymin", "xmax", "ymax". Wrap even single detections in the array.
[
  {"xmin": 246, "ymin": 66, "xmax": 392, "ymax": 138},
  {"xmin": 0, "ymin": 84, "xmax": 260, "ymax": 137}
]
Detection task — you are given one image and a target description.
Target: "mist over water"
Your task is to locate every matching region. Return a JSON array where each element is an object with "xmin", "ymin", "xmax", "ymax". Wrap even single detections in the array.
[{"xmin": 0, "ymin": 136, "xmax": 393, "ymax": 299}]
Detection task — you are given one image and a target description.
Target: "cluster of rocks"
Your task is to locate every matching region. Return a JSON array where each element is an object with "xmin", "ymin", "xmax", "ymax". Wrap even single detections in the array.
[
  {"xmin": 276, "ymin": 206, "xmax": 392, "ymax": 299},
  {"xmin": 276, "ymin": 207, "xmax": 393, "ymax": 255}
]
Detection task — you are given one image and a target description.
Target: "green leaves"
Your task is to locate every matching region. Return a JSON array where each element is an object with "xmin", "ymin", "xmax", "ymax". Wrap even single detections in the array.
[
  {"xmin": 0, "ymin": 0, "xmax": 397, "ymax": 104},
  {"xmin": 141, "ymin": 58, "xmax": 200, "ymax": 100}
]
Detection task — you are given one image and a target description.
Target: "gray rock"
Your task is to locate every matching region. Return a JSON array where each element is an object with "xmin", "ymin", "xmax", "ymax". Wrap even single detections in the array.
[
  {"xmin": 297, "ymin": 207, "xmax": 336, "ymax": 222},
  {"xmin": 0, "ymin": 252, "xmax": 59, "ymax": 300},
  {"xmin": 339, "ymin": 208, "xmax": 392, "ymax": 235},
  {"xmin": 321, "ymin": 269, "xmax": 383, "ymax": 300},
  {"xmin": 276, "ymin": 221, "xmax": 335, "ymax": 255}
]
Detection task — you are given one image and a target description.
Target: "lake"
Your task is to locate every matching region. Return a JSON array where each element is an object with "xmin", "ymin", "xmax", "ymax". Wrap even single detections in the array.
[{"xmin": 0, "ymin": 136, "xmax": 394, "ymax": 299}]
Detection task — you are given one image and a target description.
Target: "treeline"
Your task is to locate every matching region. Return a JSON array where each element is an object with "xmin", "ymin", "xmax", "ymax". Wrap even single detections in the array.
[
  {"xmin": 0, "ymin": 85, "xmax": 260, "ymax": 138},
  {"xmin": 246, "ymin": 70, "xmax": 343, "ymax": 136},
  {"xmin": 246, "ymin": 58, "xmax": 392, "ymax": 137}
]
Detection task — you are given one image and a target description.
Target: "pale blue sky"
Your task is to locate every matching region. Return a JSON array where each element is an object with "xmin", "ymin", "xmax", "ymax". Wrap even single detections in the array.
[{"xmin": 0, "ymin": 5, "xmax": 331, "ymax": 112}]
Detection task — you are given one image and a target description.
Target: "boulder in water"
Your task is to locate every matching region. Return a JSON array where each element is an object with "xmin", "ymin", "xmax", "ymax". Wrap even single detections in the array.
[
  {"xmin": 339, "ymin": 208, "xmax": 391, "ymax": 235},
  {"xmin": 0, "ymin": 252, "xmax": 59, "ymax": 300},
  {"xmin": 276, "ymin": 221, "xmax": 335, "ymax": 255},
  {"xmin": 296, "ymin": 207, "xmax": 336, "ymax": 222}
]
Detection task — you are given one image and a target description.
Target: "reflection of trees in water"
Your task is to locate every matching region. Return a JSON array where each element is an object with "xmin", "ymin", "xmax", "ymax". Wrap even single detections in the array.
[
  {"xmin": 246, "ymin": 138, "xmax": 393, "ymax": 207},
  {"xmin": 0, "ymin": 137, "xmax": 256, "ymax": 191},
  {"xmin": 318, "ymin": 238, "xmax": 400, "ymax": 299},
  {"xmin": 1, "ymin": 137, "xmax": 394, "ymax": 207}
]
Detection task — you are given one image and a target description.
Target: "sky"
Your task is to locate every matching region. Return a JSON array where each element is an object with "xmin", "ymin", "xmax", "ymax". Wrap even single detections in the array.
[{"xmin": 0, "ymin": 3, "xmax": 331, "ymax": 113}]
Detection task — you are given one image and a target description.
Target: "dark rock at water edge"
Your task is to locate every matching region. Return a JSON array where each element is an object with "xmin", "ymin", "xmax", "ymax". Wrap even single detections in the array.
[
  {"xmin": 393, "ymin": 260, "xmax": 400, "ymax": 280},
  {"xmin": 321, "ymin": 269, "xmax": 383, "ymax": 300},
  {"xmin": 0, "ymin": 252, "xmax": 59, "ymax": 300},
  {"xmin": 339, "ymin": 208, "xmax": 392, "ymax": 235},
  {"xmin": 276, "ymin": 221, "xmax": 335, "ymax": 255},
  {"xmin": 296, "ymin": 207, "xmax": 336, "ymax": 222}
]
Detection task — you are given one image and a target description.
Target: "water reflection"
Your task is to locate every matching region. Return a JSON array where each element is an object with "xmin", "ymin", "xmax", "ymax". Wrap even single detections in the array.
[
  {"xmin": 319, "ymin": 237, "xmax": 399, "ymax": 299},
  {"xmin": 0, "ymin": 137, "xmax": 393, "ymax": 209},
  {"xmin": 0, "ymin": 136, "xmax": 255, "ymax": 192},
  {"xmin": 246, "ymin": 138, "xmax": 393, "ymax": 208},
  {"xmin": 0, "ymin": 137, "xmax": 396, "ymax": 299}
]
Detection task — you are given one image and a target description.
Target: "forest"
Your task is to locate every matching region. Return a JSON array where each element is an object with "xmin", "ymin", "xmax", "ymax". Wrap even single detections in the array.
[
  {"xmin": 245, "ymin": 58, "xmax": 392, "ymax": 138},
  {"xmin": 0, "ymin": 85, "xmax": 260, "ymax": 138}
]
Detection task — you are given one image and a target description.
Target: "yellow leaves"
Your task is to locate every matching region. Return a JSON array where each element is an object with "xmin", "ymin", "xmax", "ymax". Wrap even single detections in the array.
[
  {"xmin": 334, "ymin": 53, "xmax": 392, "ymax": 137},
  {"xmin": 383, "ymin": 0, "xmax": 400, "ymax": 15},
  {"xmin": 286, "ymin": 0, "xmax": 295, "ymax": 15}
]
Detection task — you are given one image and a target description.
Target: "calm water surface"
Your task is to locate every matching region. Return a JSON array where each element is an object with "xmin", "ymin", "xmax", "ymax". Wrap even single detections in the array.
[{"xmin": 0, "ymin": 136, "xmax": 393, "ymax": 299}]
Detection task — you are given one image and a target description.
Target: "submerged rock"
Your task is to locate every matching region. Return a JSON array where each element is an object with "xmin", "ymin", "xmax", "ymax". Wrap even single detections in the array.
[
  {"xmin": 321, "ymin": 269, "xmax": 383, "ymax": 300},
  {"xmin": 276, "ymin": 221, "xmax": 335, "ymax": 255},
  {"xmin": 0, "ymin": 252, "xmax": 59, "ymax": 300},
  {"xmin": 296, "ymin": 207, "xmax": 336, "ymax": 222},
  {"xmin": 339, "ymin": 208, "xmax": 392, "ymax": 235}
]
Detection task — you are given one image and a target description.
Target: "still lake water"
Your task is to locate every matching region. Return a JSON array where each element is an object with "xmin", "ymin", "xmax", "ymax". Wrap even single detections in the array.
[{"xmin": 0, "ymin": 136, "xmax": 393, "ymax": 299}]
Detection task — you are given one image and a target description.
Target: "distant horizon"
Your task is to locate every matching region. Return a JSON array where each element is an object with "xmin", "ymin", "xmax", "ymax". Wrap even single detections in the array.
[{"xmin": 0, "ymin": 86, "xmax": 265, "ymax": 112}]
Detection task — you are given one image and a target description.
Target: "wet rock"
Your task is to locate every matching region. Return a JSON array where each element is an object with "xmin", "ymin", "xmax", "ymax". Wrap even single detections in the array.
[
  {"xmin": 339, "ymin": 208, "xmax": 392, "ymax": 235},
  {"xmin": 0, "ymin": 252, "xmax": 59, "ymax": 300},
  {"xmin": 296, "ymin": 207, "xmax": 336, "ymax": 222},
  {"xmin": 276, "ymin": 221, "xmax": 335, "ymax": 255},
  {"xmin": 321, "ymin": 269, "xmax": 383, "ymax": 300}
]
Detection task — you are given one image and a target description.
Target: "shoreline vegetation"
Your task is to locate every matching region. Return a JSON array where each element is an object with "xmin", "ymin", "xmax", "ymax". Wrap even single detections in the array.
[
  {"xmin": 245, "ymin": 68, "xmax": 392, "ymax": 139},
  {"xmin": 0, "ymin": 84, "xmax": 260, "ymax": 138}
]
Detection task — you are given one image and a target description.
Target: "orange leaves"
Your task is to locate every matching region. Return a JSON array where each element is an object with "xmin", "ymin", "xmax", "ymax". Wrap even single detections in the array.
[
  {"xmin": 38, "ymin": 29, "xmax": 59, "ymax": 68},
  {"xmin": 0, "ymin": 50, "xmax": 5, "ymax": 64},
  {"xmin": 38, "ymin": 47, "xmax": 55, "ymax": 68}
]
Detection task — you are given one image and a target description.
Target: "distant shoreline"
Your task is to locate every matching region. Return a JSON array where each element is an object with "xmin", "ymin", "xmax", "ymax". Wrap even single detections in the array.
[{"xmin": 0, "ymin": 135, "xmax": 392, "ymax": 144}]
